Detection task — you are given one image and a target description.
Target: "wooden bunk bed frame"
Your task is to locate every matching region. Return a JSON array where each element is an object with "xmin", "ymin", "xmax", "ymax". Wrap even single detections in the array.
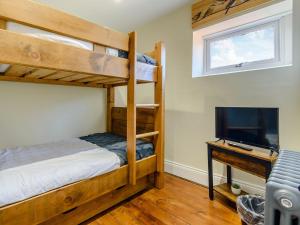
[{"xmin": 0, "ymin": 1, "xmax": 165, "ymax": 225}]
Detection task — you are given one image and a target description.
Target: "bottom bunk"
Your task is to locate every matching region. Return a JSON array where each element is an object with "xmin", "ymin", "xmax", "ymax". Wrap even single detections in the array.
[{"xmin": 0, "ymin": 133, "xmax": 157, "ymax": 225}]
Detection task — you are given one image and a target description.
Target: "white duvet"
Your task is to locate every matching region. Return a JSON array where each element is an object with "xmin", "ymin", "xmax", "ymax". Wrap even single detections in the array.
[{"xmin": 0, "ymin": 139, "xmax": 120, "ymax": 207}]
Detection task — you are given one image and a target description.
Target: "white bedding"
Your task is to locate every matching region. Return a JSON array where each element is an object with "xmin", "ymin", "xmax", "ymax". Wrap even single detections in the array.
[{"xmin": 0, "ymin": 138, "xmax": 120, "ymax": 207}]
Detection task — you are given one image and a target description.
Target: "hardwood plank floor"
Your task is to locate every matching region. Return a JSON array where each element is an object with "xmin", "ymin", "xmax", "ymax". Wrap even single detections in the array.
[{"xmin": 83, "ymin": 174, "xmax": 241, "ymax": 225}]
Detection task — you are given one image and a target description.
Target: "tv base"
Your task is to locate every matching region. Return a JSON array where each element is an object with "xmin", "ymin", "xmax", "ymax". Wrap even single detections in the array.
[{"xmin": 227, "ymin": 143, "xmax": 253, "ymax": 151}]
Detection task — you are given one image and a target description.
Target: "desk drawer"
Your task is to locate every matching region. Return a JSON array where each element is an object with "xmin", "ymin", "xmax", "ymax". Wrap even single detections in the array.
[{"xmin": 212, "ymin": 150, "xmax": 266, "ymax": 178}]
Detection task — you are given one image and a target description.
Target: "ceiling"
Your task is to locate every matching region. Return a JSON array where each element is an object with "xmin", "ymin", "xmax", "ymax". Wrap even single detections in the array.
[{"xmin": 36, "ymin": 0, "xmax": 193, "ymax": 32}]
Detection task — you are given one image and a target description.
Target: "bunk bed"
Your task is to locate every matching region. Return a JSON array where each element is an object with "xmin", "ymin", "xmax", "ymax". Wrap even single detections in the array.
[{"xmin": 0, "ymin": 0, "xmax": 165, "ymax": 225}]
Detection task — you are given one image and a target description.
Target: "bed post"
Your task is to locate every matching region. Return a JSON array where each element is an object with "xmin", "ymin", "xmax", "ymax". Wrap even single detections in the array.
[
  {"xmin": 127, "ymin": 32, "xmax": 137, "ymax": 185},
  {"xmin": 106, "ymin": 86, "xmax": 115, "ymax": 132},
  {"xmin": 154, "ymin": 42, "xmax": 166, "ymax": 189}
]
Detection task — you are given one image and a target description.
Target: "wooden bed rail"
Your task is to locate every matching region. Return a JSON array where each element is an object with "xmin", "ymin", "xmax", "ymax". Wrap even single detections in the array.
[{"xmin": 0, "ymin": 0, "xmax": 129, "ymax": 51}]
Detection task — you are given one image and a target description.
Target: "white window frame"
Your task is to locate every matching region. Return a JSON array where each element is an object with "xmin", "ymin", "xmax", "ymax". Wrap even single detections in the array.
[{"xmin": 202, "ymin": 14, "xmax": 290, "ymax": 76}]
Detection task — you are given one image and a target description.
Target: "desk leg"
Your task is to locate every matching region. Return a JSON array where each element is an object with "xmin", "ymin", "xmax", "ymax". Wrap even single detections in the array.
[
  {"xmin": 227, "ymin": 165, "xmax": 232, "ymax": 185},
  {"xmin": 265, "ymin": 163, "xmax": 272, "ymax": 182},
  {"xmin": 208, "ymin": 146, "xmax": 214, "ymax": 200}
]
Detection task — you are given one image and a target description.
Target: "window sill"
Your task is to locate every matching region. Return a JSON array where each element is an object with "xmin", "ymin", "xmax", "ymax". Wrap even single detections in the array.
[{"xmin": 192, "ymin": 63, "xmax": 293, "ymax": 78}]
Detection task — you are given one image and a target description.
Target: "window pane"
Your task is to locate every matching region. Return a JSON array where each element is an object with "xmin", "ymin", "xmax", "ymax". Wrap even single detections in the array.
[{"xmin": 209, "ymin": 25, "xmax": 276, "ymax": 69}]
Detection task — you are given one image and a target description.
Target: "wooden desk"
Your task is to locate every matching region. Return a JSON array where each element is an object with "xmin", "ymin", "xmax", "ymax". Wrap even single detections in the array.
[{"xmin": 207, "ymin": 141, "xmax": 277, "ymax": 202}]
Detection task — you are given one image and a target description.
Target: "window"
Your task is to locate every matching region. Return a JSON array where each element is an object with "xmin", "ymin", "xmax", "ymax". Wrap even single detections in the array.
[
  {"xmin": 192, "ymin": 0, "xmax": 293, "ymax": 78},
  {"xmin": 207, "ymin": 21, "xmax": 278, "ymax": 70},
  {"xmin": 203, "ymin": 16, "xmax": 290, "ymax": 76}
]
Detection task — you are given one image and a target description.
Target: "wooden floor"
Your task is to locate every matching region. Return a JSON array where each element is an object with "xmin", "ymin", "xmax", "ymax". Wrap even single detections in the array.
[{"xmin": 83, "ymin": 174, "xmax": 241, "ymax": 225}]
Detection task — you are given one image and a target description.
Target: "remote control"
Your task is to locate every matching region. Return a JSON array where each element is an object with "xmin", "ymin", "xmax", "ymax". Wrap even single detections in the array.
[{"xmin": 228, "ymin": 143, "xmax": 253, "ymax": 151}]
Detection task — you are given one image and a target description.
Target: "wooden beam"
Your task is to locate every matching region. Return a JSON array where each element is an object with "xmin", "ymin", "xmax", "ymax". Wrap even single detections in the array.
[
  {"xmin": 107, "ymin": 87, "xmax": 115, "ymax": 132},
  {"xmin": 136, "ymin": 131, "xmax": 159, "ymax": 139},
  {"xmin": 127, "ymin": 32, "xmax": 137, "ymax": 185},
  {"xmin": 0, "ymin": 29, "xmax": 129, "ymax": 79},
  {"xmin": 0, "ymin": 75, "xmax": 103, "ymax": 88},
  {"xmin": 136, "ymin": 104, "xmax": 159, "ymax": 108},
  {"xmin": 0, "ymin": 0, "xmax": 129, "ymax": 51},
  {"xmin": 154, "ymin": 42, "xmax": 166, "ymax": 189}
]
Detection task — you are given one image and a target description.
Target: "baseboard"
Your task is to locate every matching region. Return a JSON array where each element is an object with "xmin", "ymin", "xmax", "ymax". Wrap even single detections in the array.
[{"xmin": 165, "ymin": 160, "xmax": 265, "ymax": 195}]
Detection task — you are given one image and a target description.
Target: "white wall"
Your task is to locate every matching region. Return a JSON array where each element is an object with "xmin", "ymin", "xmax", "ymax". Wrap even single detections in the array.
[
  {"xmin": 133, "ymin": 0, "xmax": 300, "ymax": 190},
  {"xmin": 0, "ymin": 82, "xmax": 106, "ymax": 148}
]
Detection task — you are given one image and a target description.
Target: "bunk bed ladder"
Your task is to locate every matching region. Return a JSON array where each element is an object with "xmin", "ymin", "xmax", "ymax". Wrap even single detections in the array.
[
  {"xmin": 127, "ymin": 39, "xmax": 165, "ymax": 188},
  {"xmin": 127, "ymin": 33, "xmax": 165, "ymax": 187}
]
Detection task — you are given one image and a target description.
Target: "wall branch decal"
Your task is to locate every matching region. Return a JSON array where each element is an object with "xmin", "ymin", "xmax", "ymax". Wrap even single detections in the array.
[{"xmin": 192, "ymin": 0, "xmax": 282, "ymax": 29}]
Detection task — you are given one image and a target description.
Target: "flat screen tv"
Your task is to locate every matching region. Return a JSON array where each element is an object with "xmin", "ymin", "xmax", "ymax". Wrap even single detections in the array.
[{"xmin": 216, "ymin": 107, "xmax": 279, "ymax": 150}]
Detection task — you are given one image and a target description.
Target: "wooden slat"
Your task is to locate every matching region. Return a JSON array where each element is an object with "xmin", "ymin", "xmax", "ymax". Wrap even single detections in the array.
[
  {"xmin": 59, "ymin": 74, "xmax": 92, "ymax": 82},
  {"xmin": 5, "ymin": 65, "xmax": 34, "ymax": 77},
  {"xmin": 136, "ymin": 104, "xmax": 159, "ymax": 108},
  {"xmin": 0, "ymin": 75, "xmax": 103, "ymax": 88},
  {"xmin": 136, "ymin": 131, "xmax": 159, "ymax": 139},
  {"xmin": 136, "ymin": 63, "xmax": 158, "ymax": 82},
  {"xmin": 107, "ymin": 87, "xmax": 115, "ymax": 132},
  {"xmin": 0, "ymin": 0, "xmax": 129, "ymax": 51},
  {"xmin": 154, "ymin": 42, "xmax": 166, "ymax": 189},
  {"xmin": 76, "ymin": 76, "xmax": 108, "ymax": 83},
  {"xmin": 25, "ymin": 68, "xmax": 56, "ymax": 79},
  {"xmin": 93, "ymin": 78, "xmax": 124, "ymax": 84},
  {"xmin": 112, "ymin": 119, "xmax": 154, "ymax": 138},
  {"xmin": 127, "ymin": 32, "xmax": 137, "ymax": 185},
  {"xmin": 0, "ymin": 29, "xmax": 129, "ymax": 79},
  {"xmin": 43, "ymin": 71, "xmax": 75, "ymax": 80},
  {"xmin": 112, "ymin": 107, "xmax": 155, "ymax": 124},
  {"xmin": 0, "ymin": 155, "xmax": 156, "ymax": 225}
]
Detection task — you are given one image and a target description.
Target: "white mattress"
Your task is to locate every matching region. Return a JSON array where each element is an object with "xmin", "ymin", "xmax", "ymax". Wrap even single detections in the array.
[{"xmin": 0, "ymin": 138, "xmax": 120, "ymax": 207}]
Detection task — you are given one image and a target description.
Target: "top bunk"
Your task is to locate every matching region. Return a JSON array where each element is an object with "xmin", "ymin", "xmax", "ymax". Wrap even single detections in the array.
[{"xmin": 0, "ymin": 0, "xmax": 159, "ymax": 88}]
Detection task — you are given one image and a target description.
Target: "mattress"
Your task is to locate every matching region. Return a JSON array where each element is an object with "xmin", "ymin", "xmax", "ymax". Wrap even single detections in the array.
[
  {"xmin": 0, "ymin": 138, "xmax": 120, "ymax": 207},
  {"xmin": 80, "ymin": 132, "xmax": 154, "ymax": 166},
  {"xmin": 0, "ymin": 133, "xmax": 154, "ymax": 207},
  {"xmin": 0, "ymin": 22, "xmax": 156, "ymax": 73}
]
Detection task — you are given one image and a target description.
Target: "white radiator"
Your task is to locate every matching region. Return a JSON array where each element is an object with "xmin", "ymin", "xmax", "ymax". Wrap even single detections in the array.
[{"xmin": 265, "ymin": 150, "xmax": 300, "ymax": 225}]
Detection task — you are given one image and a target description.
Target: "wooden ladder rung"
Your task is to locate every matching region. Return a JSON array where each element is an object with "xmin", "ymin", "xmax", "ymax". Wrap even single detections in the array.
[
  {"xmin": 136, "ymin": 104, "xmax": 159, "ymax": 108},
  {"xmin": 136, "ymin": 131, "xmax": 159, "ymax": 139}
]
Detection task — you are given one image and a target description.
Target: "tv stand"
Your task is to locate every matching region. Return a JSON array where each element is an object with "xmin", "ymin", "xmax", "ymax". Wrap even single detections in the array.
[
  {"xmin": 227, "ymin": 143, "xmax": 253, "ymax": 151},
  {"xmin": 206, "ymin": 141, "xmax": 277, "ymax": 203}
]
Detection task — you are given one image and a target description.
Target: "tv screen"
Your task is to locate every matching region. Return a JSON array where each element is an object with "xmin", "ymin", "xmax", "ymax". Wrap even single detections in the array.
[{"xmin": 216, "ymin": 107, "xmax": 279, "ymax": 150}]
